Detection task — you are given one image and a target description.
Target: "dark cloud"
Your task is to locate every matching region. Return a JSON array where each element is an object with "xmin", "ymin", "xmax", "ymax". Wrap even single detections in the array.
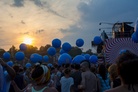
[
  {"xmin": 31, "ymin": 0, "xmax": 65, "ymax": 18},
  {"xmin": 78, "ymin": 0, "xmax": 138, "ymax": 22},
  {"xmin": 12, "ymin": 0, "xmax": 24, "ymax": 7},
  {"xmin": 60, "ymin": 0, "xmax": 138, "ymax": 51},
  {"xmin": 32, "ymin": 0, "xmax": 44, "ymax": 7},
  {"xmin": 47, "ymin": 8, "xmax": 66, "ymax": 18}
]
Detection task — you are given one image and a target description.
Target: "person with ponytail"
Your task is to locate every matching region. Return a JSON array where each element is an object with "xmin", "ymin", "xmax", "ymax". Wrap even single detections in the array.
[{"xmin": 96, "ymin": 63, "xmax": 110, "ymax": 92}]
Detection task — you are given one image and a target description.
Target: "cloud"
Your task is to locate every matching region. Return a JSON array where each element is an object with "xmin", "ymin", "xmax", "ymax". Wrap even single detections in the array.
[
  {"xmin": 12, "ymin": 0, "xmax": 24, "ymax": 7},
  {"xmin": 60, "ymin": 0, "xmax": 138, "ymax": 51},
  {"xmin": 30, "ymin": 0, "xmax": 65, "ymax": 18},
  {"xmin": 32, "ymin": 0, "xmax": 44, "ymax": 7},
  {"xmin": 78, "ymin": 0, "xmax": 138, "ymax": 22}
]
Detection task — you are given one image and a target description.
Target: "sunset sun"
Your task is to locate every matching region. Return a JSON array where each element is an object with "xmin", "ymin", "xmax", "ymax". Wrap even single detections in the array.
[{"xmin": 23, "ymin": 37, "xmax": 33, "ymax": 45}]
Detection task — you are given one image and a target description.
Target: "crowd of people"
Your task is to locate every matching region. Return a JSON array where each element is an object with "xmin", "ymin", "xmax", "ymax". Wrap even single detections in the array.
[{"xmin": 0, "ymin": 50, "xmax": 138, "ymax": 92}]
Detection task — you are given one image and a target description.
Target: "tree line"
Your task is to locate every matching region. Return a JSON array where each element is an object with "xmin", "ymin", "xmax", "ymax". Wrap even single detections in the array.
[{"xmin": 0, "ymin": 44, "xmax": 93, "ymax": 62}]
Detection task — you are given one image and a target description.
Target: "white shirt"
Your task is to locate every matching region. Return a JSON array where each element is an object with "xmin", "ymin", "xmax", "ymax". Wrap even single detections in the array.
[{"xmin": 60, "ymin": 76, "xmax": 74, "ymax": 92}]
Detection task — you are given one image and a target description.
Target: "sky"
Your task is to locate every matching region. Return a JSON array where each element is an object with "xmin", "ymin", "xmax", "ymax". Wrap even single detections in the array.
[{"xmin": 0, "ymin": 0, "xmax": 138, "ymax": 52}]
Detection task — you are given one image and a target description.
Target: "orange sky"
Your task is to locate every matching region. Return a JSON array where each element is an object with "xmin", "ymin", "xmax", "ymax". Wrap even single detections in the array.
[{"xmin": 0, "ymin": 0, "xmax": 138, "ymax": 52}]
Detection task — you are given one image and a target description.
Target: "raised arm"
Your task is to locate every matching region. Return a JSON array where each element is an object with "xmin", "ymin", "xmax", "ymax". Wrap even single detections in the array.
[{"xmin": 0, "ymin": 58, "xmax": 16, "ymax": 80}]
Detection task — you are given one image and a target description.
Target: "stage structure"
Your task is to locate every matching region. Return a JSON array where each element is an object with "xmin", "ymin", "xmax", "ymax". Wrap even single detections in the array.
[{"xmin": 92, "ymin": 22, "xmax": 136, "ymax": 63}]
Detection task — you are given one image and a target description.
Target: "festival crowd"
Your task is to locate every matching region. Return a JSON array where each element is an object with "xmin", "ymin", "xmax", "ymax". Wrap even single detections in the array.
[{"xmin": 0, "ymin": 50, "xmax": 138, "ymax": 92}]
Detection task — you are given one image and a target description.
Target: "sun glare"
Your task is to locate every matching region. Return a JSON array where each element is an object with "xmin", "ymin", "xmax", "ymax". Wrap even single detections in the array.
[{"xmin": 23, "ymin": 37, "xmax": 33, "ymax": 45}]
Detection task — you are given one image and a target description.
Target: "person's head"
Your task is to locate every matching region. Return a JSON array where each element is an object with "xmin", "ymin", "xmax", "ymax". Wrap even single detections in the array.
[
  {"xmin": 105, "ymin": 63, "xmax": 111, "ymax": 70},
  {"xmin": 31, "ymin": 64, "xmax": 51, "ymax": 85},
  {"xmin": 64, "ymin": 63, "xmax": 70, "ymax": 68},
  {"xmin": 90, "ymin": 64, "xmax": 96, "ymax": 73},
  {"xmin": 64, "ymin": 68, "xmax": 71, "ymax": 76},
  {"xmin": 74, "ymin": 64, "xmax": 80, "ymax": 70},
  {"xmin": 118, "ymin": 59, "xmax": 138, "ymax": 84},
  {"xmin": 50, "ymin": 67, "xmax": 55, "ymax": 74},
  {"xmin": 98, "ymin": 63, "xmax": 107, "ymax": 80},
  {"xmin": 116, "ymin": 50, "xmax": 138, "ymax": 91},
  {"xmin": 13, "ymin": 65, "xmax": 20, "ymax": 73},
  {"xmin": 116, "ymin": 50, "xmax": 138, "ymax": 65},
  {"xmin": 108, "ymin": 64, "xmax": 118, "ymax": 81},
  {"xmin": 70, "ymin": 64, "xmax": 75, "ymax": 69},
  {"xmin": 80, "ymin": 60, "xmax": 90, "ymax": 72}
]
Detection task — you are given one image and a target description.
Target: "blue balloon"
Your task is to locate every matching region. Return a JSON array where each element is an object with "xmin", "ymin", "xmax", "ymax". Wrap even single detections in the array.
[
  {"xmin": 93, "ymin": 36, "xmax": 102, "ymax": 45},
  {"xmin": 47, "ymin": 47, "xmax": 56, "ymax": 56},
  {"xmin": 89, "ymin": 55, "xmax": 98, "ymax": 64},
  {"xmin": 3, "ymin": 52, "xmax": 10, "ymax": 60},
  {"xmin": 19, "ymin": 43, "xmax": 27, "ymax": 51},
  {"xmin": 84, "ymin": 54, "xmax": 90, "ymax": 60},
  {"xmin": 25, "ymin": 63, "xmax": 31, "ymax": 68},
  {"xmin": 7, "ymin": 61, "xmax": 13, "ymax": 67},
  {"xmin": 52, "ymin": 38, "xmax": 61, "ymax": 48},
  {"xmin": 72, "ymin": 55, "xmax": 86, "ymax": 64},
  {"xmin": 58, "ymin": 53, "xmax": 72, "ymax": 65},
  {"xmin": 30, "ymin": 53, "xmax": 40, "ymax": 63},
  {"xmin": 15, "ymin": 51, "xmax": 25, "ymax": 61},
  {"xmin": 76, "ymin": 38, "xmax": 84, "ymax": 47},
  {"xmin": 59, "ymin": 49, "xmax": 66, "ymax": 54},
  {"xmin": 47, "ymin": 63, "xmax": 53, "ymax": 68},
  {"xmin": 119, "ymin": 49, "xmax": 127, "ymax": 55},
  {"xmin": 43, "ymin": 55, "xmax": 49, "ymax": 62},
  {"xmin": 62, "ymin": 42, "xmax": 72, "ymax": 52},
  {"xmin": 131, "ymin": 32, "xmax": 138, "ymax": 43}
]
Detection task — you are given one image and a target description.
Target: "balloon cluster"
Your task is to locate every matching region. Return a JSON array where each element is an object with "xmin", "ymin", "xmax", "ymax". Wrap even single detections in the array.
[{"xmin": 4, "ymin": 38, "xmax": 100, "ymax": 65}]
